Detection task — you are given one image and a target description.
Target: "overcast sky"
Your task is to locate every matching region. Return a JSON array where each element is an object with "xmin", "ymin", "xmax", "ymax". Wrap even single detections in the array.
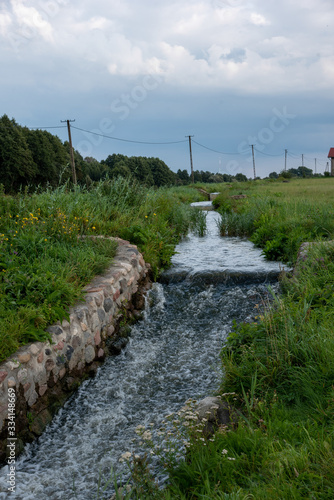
[{"xmin": 1, "ymin": 0, "xmax": 334, "ymax": 177}]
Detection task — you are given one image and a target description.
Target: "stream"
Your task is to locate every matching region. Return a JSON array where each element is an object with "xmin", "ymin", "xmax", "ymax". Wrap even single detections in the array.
[{"xmin": 0, "ymin": 209, "xmax": 284, "ymax": 500}]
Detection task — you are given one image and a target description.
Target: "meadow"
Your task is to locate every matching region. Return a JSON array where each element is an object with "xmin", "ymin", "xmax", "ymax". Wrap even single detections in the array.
[
  {"xmin": 0, "ymin": 178, "xmax": 205, "ymax": 363},
  {"xmin": 120, "ymin": 178, "xmax": 334, "ymax": 499}
]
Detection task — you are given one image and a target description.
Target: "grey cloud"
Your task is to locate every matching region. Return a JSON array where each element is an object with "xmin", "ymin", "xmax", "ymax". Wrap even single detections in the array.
[{"xmin": 220, "ymin": 48, "xmax": 246, "ymax": 63}]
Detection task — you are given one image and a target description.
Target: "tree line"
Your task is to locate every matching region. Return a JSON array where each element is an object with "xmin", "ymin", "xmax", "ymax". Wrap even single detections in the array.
[
  {"xmin": 0, "ymin": 115, "xmax": 248, "ymax": 193},
  {"xmin": 268, "ymin": 166, "xmax": 326, "ymax": 179}
]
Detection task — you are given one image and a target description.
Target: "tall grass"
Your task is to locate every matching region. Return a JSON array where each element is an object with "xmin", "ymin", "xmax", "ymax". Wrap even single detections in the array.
[
  {"xmin": 126, "ymin": 179, "xmax": 334, "ymax": 499},
  {"xmin": 0, "ymin": 178, "xmax": 204, "ymax": 362},
  {"xmin": 215, "ymin": 179, "xmax": 334, "ymax": 263}
]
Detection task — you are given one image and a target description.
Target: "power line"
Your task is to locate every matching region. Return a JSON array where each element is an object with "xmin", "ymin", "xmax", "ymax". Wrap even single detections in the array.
[
  {"xmin": 29, "ymin": 126, "xmax": 67, "ymax": 130},
  {"xmin": 192, "ymin": 139, "xmax": 239, "ymax": 155},
  {"xmin": 254, "ymin": 148, "xmax": 283, "ymax": 157},
  {"xmin": 287, "ymin": 152, "xmax": 300, "ymax": 159},
  {"xmin": 26, "ymin": 123, "xmax": 331, "ymax": 175},
  {"xmin": 71, "ymin": 126, "xmax": 188, "ymax": 145}
]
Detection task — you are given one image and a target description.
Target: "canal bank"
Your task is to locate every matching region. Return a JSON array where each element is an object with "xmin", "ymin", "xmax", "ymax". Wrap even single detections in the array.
[{"xmin": 0, "ymin": 238, "xmax": 152, "ymax": 466}]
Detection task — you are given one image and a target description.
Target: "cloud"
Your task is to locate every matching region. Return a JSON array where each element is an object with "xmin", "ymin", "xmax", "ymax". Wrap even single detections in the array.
[
  {"xmin": 0, "ymin": 0, "xmax": 334, "ymax": 177},
  {"xmin": 10, "ymin": 0, "xmax": 54, "ymax": 42},
  {"xmin": 250, "ymin": 13, "xmax": 270, "ymax": 26},
  {"xmin": 1, "ymin": 0, "xmax": 333, "ymax": 95}
]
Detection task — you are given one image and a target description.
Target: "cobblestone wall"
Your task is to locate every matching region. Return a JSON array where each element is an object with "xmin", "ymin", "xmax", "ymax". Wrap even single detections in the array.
[{"xmin": 0, "ymin": 238, "xmax": 151, "ymax": 463}]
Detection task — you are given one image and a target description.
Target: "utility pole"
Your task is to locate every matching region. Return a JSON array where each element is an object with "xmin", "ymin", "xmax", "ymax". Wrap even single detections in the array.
[
  {"xmin": 186, "ymin": 135, "xmax": 194, "ymax": 184},
  {"xmin": 250, "ymin": 144, "xmax": 256, "ymax": 180},
  {"xmin": 285, "ymin": 149, "xmax": 287, "ymax": 171},
  {"xmin": 61, "ymin": 119, "xmax": 77, "ymax": 184},
  {"xmin": 301, "ymin": 154, "xmax": 304, "ymax": 167},
  {"xmin": 314, "ymin": 158, "xmax": 317, "ymax": 174}
]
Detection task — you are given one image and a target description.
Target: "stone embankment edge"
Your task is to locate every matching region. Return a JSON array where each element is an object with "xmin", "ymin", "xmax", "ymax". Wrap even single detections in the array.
[{"xmin": 0, "ymin": 238, "xmax": 152, "ymax": 464}]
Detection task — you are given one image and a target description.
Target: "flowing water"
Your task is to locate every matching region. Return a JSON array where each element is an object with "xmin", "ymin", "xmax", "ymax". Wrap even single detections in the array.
[{"xmin": 0, "ymin": 210, "xmax": 285, "ymax": 500}]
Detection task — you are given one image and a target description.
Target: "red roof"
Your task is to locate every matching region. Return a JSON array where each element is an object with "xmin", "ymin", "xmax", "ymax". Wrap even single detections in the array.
[{"xmin": 328, "ymin": 148, "xmax": 334, "ymax": 158}]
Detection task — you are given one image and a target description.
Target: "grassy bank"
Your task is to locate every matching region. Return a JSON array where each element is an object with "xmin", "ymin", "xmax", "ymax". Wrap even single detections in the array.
[
  {"xmin": 0, "ymin": 179, "xmax": 205, "ymax": 363},
  {"xmin": 122, "ymin": 179, "xmax": 334, "ymax": 499},
  {"xmin": 214, "ymin": 177, "xmax": 334, "ymax": 263}
]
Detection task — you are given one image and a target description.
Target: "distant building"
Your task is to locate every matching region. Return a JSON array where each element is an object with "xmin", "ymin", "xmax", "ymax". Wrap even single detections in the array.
[{"xmin": 328, "ymin": 148, "xmax": 334, "ymax": 176}]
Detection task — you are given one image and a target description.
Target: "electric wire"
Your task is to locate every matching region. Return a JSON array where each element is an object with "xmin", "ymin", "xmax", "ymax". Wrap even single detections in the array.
[
  {"xmin": 28, "ymin": 124, "xmax": 328, "ymax": 171},
  {"xmin": 71, "ymin": 126, "xmax": 188, "ymax": 145},
  {"xmin": 254, "ymin": 148, "xmax": 283, "ymax": 157},
  {"xmin": 29, "ymin": 126, "xmax": 67, "ymax": 130},
  {"xmin": 192, "ymin": 139, "xmax": 239, "ymax": 155}
]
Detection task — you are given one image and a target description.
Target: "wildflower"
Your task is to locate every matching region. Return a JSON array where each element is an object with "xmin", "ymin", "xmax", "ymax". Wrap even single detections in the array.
[
  {"xmin": 222, "ymin": 449, "xmax": 228, "ymax": 455},
  {"xmin": 135, "ymin": 424, "xmax": 145, "ymax": 434},
  {"xmin": 227, "ymin": 457, "xmax": 236, "ymax": 461},
  {"xmin": 142, "ymin": 430, "xmax": 152, "ymax": 440},
  {"xmin": 119, "ymin": 451, "xmax": 132, "ymax": 462},
  {"xmin": 92, "ymin": 226, "xmax": 96, "ymax": 230}
]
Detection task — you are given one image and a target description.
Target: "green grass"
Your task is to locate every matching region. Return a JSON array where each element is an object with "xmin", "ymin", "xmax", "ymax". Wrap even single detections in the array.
[
  {"xmin": 213, "ymin": 178, "xmax": 334, "ymax": 263},
  {"xmin": 122, "ymin": 178, "xmax": 334, "ymax": 499},
  {"xmin": 0, "ymin": 178, "xmax": 206, "ymax": 363}
]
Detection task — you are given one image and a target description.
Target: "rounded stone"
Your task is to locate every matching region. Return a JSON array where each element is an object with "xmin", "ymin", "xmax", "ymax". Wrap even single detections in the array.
[
  {"xmin": 29, "ymin": 345, "xmax": 40, "ymax": 356},
  {"xmin": 18, "ymin": 353, "xmax": 31, "ymax": 364},
  {"xmin": 85, "ymin": 346, "xmax": 96, "ymax": 364},
  {"xmin": 7, "ymin": 377, "xmax": 16, "ymax": 388},
  {"xmin": 17, "ymin": 369, "xmax": 28, "ymax": 383}
]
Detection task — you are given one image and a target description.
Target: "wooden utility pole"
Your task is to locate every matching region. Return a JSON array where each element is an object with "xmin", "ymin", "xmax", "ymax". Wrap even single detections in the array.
[
  {"xmin": 314, "ymin": 158, "xmax": 317, "ymax": 174},
  {"xmin": 285, "ymin": 149, "xmax": 287, "ymax": 171},
  {"xmin": 250, "ymin": 144, "xmax": 256, "ymax": 179},
  {"xmin": 186, "ymin": 135, "xmax": 194, "ymax": 183},
  {"xmin": 61, "ymin": 119, "xmax": 76, "ymax": 184},
  {"xmin": 302, "ymin": 154, "xmax": 304, "ymax": 167}
]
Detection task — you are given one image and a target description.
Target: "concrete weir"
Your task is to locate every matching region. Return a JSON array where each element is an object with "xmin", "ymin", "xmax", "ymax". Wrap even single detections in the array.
[{"xmin": 0, "ymin": 238, "xmax": 152, "ymax": 464}]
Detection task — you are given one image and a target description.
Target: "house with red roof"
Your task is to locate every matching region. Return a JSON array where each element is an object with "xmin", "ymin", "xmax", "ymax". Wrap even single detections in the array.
[{"xmin": 328, "ymin": 148, "xmax": 334, "ymax": 176}]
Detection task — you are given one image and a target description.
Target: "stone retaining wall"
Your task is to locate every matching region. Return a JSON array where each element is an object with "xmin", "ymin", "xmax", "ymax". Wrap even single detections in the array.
[{"xmin": 0, "ymin": 238, "xmax": 152, "ymax": 464}]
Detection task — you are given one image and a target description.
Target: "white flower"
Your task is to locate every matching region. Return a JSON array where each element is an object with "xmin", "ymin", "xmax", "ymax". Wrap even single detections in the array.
[
  {"xmin": 135, "ymin": 425, "xmax": 145, "ymax": 435},
  {"xmin": 119, "ymin": 452, "xmax": 132, "ymax": 462},
  {"xmin": 222, "ymin": 449, "xmax": 228, "ymax": 455},
  {"xmin": 227, "ymin": 457, "xmax": 236, "ymax": 461},
  {"xmin": 142, "ymin": 431, "xmax": 152, "ymax": 440}
]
